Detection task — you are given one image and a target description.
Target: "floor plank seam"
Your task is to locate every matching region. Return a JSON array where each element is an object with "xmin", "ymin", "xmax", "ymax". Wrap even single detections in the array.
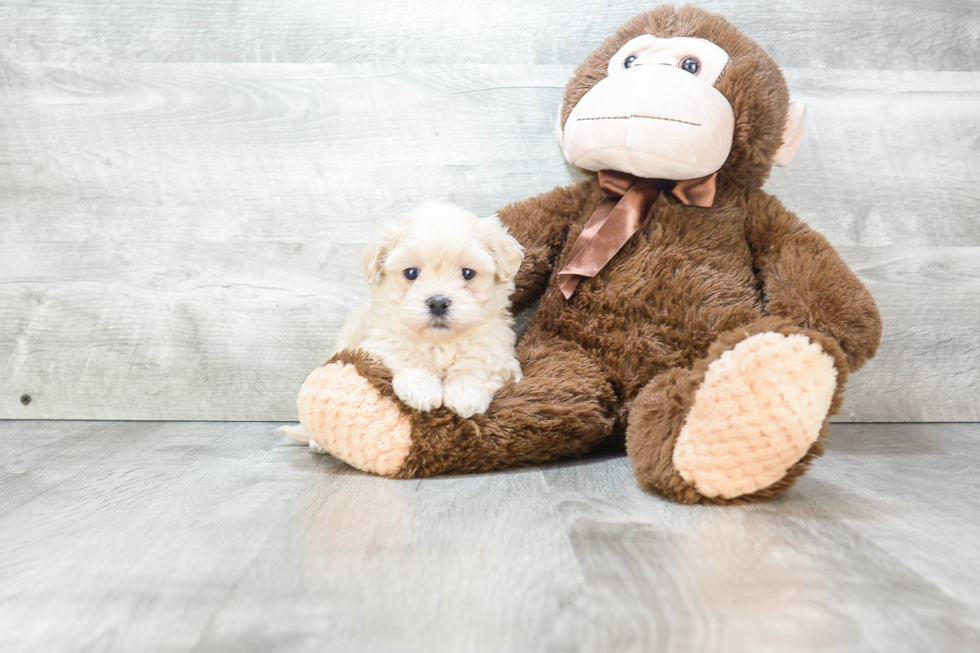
[{"xmin": 185, "ymin": 451, "xmax": 326, "ymax": 652}]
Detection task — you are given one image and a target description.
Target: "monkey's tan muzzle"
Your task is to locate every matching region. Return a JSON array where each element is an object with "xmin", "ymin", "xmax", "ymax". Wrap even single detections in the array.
[{"xmin": 561, "ymin": 65, "xmax": 735, "ymax": 180}]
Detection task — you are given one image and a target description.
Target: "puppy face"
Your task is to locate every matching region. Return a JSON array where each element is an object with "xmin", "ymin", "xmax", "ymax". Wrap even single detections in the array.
[{"xmin": 364, "ymin": 203, "xmax": 523, "ymax": 342}]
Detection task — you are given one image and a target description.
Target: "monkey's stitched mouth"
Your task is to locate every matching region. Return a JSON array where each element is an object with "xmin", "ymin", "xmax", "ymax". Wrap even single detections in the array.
[{"xmin": 576, "ymin": 115, "xmax": 701, "ymax": 127}]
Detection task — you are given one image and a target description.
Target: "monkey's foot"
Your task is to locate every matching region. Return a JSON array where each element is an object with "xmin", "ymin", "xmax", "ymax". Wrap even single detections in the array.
[
  {"xmin": 297, "ymin": 360, "xmax": 413, "ymax": 477},
  {"xmin": 671, "ymin": 331, "xmax": 838, "ymax": 500}
]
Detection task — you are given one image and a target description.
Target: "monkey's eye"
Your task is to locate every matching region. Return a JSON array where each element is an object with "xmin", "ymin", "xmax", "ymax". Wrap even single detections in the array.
[
  {"xmin": 404, "ymin": 268, "xmax": 420, "ymax": 281},
  {"xmin": 623, "ymin": 55, "xmax": 638, "ymax": 69},
  {"xmin": 461, "ymin": 268, "xmax": 476, "ymax": 281},
  {"xmin": 679, "ymin": 57, "xmax": 701, "ymax": 75}
]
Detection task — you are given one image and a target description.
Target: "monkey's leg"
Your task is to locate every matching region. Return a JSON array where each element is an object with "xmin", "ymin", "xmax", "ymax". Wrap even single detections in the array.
[
  {"xmin": 625, "ymin": 317, "xmax": 848, "ymax": 504},
  {"xmin": 296, "ymin": 333, "xmax": 617, "ymax": 478}
]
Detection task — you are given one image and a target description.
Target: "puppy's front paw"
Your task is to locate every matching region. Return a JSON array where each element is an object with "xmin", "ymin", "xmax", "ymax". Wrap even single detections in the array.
[
  {"xmin": 392, "ymin": 369, "xmax": 443, "ymax": 412},
  {"xmin": 442, "ymin": 382, "xmax": 493, "ymax": 418}
]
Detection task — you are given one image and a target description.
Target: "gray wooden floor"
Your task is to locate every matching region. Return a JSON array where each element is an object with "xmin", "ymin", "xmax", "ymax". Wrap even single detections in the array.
[{"xmin": 1, "ymin": 422, "xmax": 979, "ymax": 652}]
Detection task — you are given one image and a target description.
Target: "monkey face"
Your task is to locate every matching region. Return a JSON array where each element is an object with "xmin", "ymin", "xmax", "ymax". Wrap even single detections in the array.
[{"xmin": 560, "ymin": 35, "xmax": 736, "ymax": 181}]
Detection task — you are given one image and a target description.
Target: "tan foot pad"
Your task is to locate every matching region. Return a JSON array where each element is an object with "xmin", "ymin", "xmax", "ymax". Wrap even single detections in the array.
[
  {"xmin": 297, "ymin": 364, "xmax": 412, "ymax": 477},
  {"xmin": 672, "ymin": 332, "xmax": 838, "ymax": 499}
]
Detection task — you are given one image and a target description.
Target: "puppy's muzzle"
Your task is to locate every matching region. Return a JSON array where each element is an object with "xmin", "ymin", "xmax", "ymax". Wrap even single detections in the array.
[{"xmin": 426, "ymin": 295, "xmax": 451, "ymax": 317}]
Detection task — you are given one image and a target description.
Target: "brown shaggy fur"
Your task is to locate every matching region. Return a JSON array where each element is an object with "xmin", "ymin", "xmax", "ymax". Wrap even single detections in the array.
[
  {"xmin": 327, "ymin": 4, "xmax": 882, "ymax": 503},
  {"xmin": 625, "ymin": 317, "xmax": 849, "ymax": 504}
]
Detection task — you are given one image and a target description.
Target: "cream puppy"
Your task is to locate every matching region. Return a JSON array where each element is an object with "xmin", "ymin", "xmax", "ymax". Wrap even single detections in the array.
[
  {"xmin": 337, "ymin": 202, "xmax": 525, "ymax": 417},
  {"xmin": 281, "ymin": 202, "xmax": 524, "ymax": 459},
  {"xmin": 281, "ymin": 203, "xmax": 523, "ymax": 448}
]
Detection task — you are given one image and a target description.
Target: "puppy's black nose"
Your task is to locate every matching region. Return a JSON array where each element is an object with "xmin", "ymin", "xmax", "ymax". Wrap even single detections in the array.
[{"xmin": 426, "ymin": 295, "xmax": 451, "ymax": 316}]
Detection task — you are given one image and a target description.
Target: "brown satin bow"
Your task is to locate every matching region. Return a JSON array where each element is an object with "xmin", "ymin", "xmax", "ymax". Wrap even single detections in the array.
[{"xmin": 556, "ymin": 169, "xmax": 718, "ymax": 299}]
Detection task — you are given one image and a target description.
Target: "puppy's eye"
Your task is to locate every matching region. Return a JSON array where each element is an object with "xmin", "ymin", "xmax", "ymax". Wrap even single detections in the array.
[
  {"xmin": 403, "ymin": 268, "xmax": 419, "ymax": 281},
  {"xmin": 623, "ymin": 55, "xmax": 638, "ymax": 70},
  {"xmin": 679, "ymin": 56, "xmax": 700, "ymax": 75},
  {"xmin": 461, "ymin": 268, "xmax": 476, "ymax": 281}
]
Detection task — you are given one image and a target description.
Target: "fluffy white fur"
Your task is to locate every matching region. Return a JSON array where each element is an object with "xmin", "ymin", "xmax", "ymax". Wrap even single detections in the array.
[
  {"xmin": 281, "ymin": 202, "xmax": 524, "ymax": 455},
  {"xmin": 341, "ymin": 202, "xmax": 524, "ymax": 417}
]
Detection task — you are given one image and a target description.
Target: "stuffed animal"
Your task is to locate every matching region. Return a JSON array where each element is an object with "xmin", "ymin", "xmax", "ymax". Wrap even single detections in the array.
[{"xmin": 295, "ymin": 4, "xmax": 882, "ymax": 504}]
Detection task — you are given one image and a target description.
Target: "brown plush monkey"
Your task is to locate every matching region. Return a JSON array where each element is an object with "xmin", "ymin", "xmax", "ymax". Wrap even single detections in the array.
[{"xmin": 295, "ymin": 4, "xmax": 882, "ymax": 504}]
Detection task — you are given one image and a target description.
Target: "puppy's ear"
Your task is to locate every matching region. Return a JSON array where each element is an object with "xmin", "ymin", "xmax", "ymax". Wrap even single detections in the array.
[
  {"xmin": 480, "ymin": 215, "xmax": 524, "ymax": 282},
  {"xmin": 362, "ymin": 223, "xmax": 401, "ymax": 284}
]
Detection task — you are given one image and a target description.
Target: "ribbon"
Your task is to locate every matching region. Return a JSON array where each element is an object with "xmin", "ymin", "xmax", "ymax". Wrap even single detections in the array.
[{"xmin": 557, "ymin": 170, "xmax": 718, "ymax": 299}]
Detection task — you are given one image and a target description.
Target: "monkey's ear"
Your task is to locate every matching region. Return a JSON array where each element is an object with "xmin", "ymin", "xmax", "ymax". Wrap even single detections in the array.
[
  {"xmin": 362, "ymin": 223, "xmax": 401, "ymax": 284},
  {"xmin": 555, "ymin": 103, "xmax": 571, "ymax": 162},
  {"xmin": 481, "ymin": 215, "xmax": 525, "ymax": 282},
  {"xmin": 773, "ymin": 99, "xmax": 807, "ymax": 167}
]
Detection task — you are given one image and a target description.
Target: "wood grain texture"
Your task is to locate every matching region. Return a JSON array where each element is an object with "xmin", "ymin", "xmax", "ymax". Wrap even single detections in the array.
[
  {"xmin": 0, "ymin": 0, "xmax": 977, "ymax": 70},
  {"xmin": 769, "ymin": 70, "xmax": 980, "ymax": 247},
  {"xmin": 1, "ymin": 59, "xmax": 977, "ymax": 420},
  {"xmin": 1, "ymin": 421, "xmax": 979, "ymax": 652},
  {"xmin": 0, "ymin": 63, "xmax": 575, "ymax": 244},
  {"xmin": 0, "ymin": 59, "xmax": 980, "ymax": 420},
  {"xmin": 839, "ymin": 247, "xmax": 980, "ymax": 422},
  {"xmin": 3, "ymin": 245, "xmax": 978, "ymax": 421},
  {"xmin": 2, "ymin": 64, "xmax": 976, "ymax": 246},
  {"xmin": 0, "ymin": 422, "xmax": 320, "ymax": 651}
]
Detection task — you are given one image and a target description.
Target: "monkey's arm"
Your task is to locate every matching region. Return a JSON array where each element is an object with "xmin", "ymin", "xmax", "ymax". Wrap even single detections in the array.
[
  {"xmin": 744, "ymin": 189, "xmax": 882, "ymax": 371},
  {"xmin": 497, "ymin": 179, "xmax": 596, "ymax": 314}
]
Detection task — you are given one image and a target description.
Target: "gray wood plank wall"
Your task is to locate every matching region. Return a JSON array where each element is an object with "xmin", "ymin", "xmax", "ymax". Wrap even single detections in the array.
[{"xmin": 2, "ymin": 1, "xmax": 978, "ymax": 421}]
